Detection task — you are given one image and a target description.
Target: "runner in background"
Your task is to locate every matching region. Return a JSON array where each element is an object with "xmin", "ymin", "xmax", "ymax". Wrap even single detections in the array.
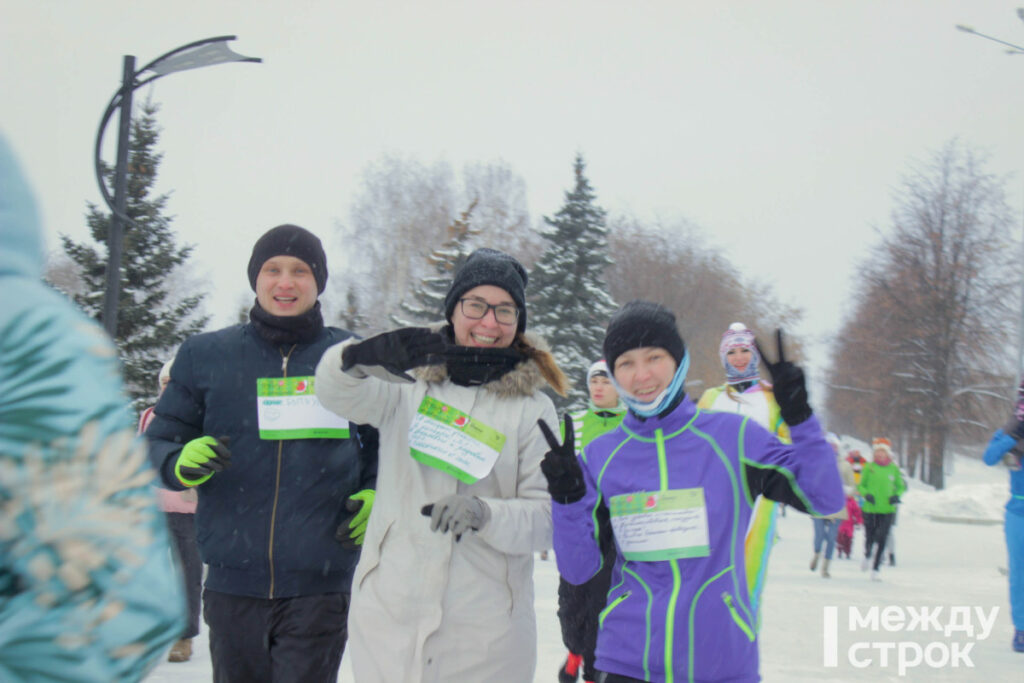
[
  {"xmin": 697, "ymin": 322, "xmax": 790, "ymax": 615},
  {"xmin": 982, "ymin": 380, "xmax": 1024, "ymax": 652},
  {"xmin": 556, "ymin": 360, "xmax": 626, "ymax": 683}
]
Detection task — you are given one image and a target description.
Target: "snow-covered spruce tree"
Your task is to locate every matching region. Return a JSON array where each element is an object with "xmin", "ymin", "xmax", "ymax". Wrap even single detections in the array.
[
  {"xmin": 529, "ymin": 155, "xmax": 617, "ymax": 410},
  {"xmin": 393, "ymin": 201, "xmax": 481, "ymax": 326},
  {"xmin": 60, "ymin": 100, "xmax": 208, "ymax": 413}
]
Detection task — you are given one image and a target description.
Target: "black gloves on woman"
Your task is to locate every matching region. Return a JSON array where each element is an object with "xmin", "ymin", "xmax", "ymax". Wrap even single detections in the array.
[
  {"xmin": 757, "ymin": 329, "xmax": 813, "ymax": 427},
  {"xmin": 342, "ymin": 327, "xmax": 447, "ymax": 382},
  {"xmin": 538, "ymin": 415, "xmax": 587, "ymax": 504}
]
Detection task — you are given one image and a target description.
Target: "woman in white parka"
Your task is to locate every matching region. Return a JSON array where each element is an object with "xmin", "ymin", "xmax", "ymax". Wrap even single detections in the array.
[{"xmin": 315, "ymin": 248, "xmax": 567, "ymax": 682}]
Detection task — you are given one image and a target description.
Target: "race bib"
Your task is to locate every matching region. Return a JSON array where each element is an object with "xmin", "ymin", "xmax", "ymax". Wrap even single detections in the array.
[
  {"xmin": 256, "ymin": 376, "xmax": 350, "ymax": 440},
  {"xmin": 408, "ymin": 396, "xmax": 506, "ymax": 483},
  {"xmin": 609, "ymin": 488, "xmax": 711, "ymax": 561}
]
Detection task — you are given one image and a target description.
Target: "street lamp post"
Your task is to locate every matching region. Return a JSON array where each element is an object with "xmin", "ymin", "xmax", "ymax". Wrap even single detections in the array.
[
  {"xmin": 956, "ymin": 13, "xmax": 1024, "ymax": 391},
  {"xmin": 95, "ymin": 36, "xmax": 261, "ymax": 337}
]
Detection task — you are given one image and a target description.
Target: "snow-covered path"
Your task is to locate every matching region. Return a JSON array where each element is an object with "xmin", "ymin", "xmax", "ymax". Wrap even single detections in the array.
[{"xmin": 147, "ymin": 455, "xmax": 1022, "ymax": 681}]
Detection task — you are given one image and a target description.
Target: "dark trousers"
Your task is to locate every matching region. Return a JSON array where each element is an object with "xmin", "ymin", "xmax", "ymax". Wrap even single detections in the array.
[
  {"xmin": 558, "ymin": 562, "xmax": 613, "ymax": 682},
  {"xmin": 863, "ymin": 512, "xmax": 895, "ymax": 571},
  {"xmin": 203, "ymin": 589, "xmax": 349, "ymax": 683},
  {"xmin": 166, "ymin": 512, "xmax": 202, "ymax": 638}
]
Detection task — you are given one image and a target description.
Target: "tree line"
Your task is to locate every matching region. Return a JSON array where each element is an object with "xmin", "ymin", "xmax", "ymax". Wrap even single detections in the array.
[{"xmin": 47, "ymin": 104, "xmax": 1021, "ymax": 488}]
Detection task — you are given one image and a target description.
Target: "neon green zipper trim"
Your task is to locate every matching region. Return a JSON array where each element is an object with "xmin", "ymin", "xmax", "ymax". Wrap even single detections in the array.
[
  {"xmin": 599, "ymin": 590, "xmax": 631, "ymax": 628},
  {"xmin": 666, "ymin": 558, "xmax": 681, "ymax": 682},
  {"xmin": 621, "ymin": 565, "xmax": 655, "ymax": 681},
  {"xmin": 722, "ymin": 592, "xmax": 756, "ymax": 641},
  {"xmin": 688, "ymin": 424, "xmax": 754, "ymax": 628},
  {"xmin": 655, "ymin": 428, "xmax": 669, "ymax": 491},
  {"xmin": 687, "ymin": 565, "xmax": 733, "ymax": 683}
]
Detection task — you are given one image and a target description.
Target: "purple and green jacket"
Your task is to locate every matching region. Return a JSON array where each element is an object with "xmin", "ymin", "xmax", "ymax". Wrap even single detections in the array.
[{"xmin": 552, "ymin": 395, "xmax": 844, "ymax": 683}]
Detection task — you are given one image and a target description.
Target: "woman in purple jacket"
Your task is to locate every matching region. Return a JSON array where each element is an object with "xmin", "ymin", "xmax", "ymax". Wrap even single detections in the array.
[{"xmin": 540, "ymin": 301, "xmax": 844, "ymax": 683}]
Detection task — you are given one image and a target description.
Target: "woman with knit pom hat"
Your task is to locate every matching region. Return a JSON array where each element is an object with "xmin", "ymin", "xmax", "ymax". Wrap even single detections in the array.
[
  {"xmin": 315, "ymin": 247, "xmax": 568, "ymax": 681},
  {"xmin": 146, "ymin": 224, "xmax": 379, "ymax": 682},
  {"xmin": 857, "ymin": 437, "xmax": 906, "ymax": 580},
  {"xmin": 540, "ymin": 300, "xmax": 844, "ymax": 683},
  {"xmin": 698, "ymin": 322, "xmax": 792, "ymax": 591}
]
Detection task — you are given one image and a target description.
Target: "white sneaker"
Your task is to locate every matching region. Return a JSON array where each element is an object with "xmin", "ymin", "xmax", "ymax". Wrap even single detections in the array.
[
  {"xmin": 871, "ymin": 570, "xmax": 881, "ymax": 582},
  {"xmin": 861, "ymin": 557, "xmax": 870, "ymax": 571}
]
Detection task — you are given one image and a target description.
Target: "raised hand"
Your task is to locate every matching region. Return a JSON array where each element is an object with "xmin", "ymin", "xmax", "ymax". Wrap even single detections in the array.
[
  {"xmin": 342, "ymin": 327, "xmax": 447, "ymax": 382},
  {"xmin": 755, "ymin": 329, "xmax": 812, "ymax": 426},
  {"xmin": 537, "ymin": 415, "xmax": 586, "ymax": 504}
]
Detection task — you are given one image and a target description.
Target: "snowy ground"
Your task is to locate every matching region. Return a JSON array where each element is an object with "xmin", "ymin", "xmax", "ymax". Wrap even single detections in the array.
[{"xmin": 146, "ymin": 452, "xmax": 1022, "ymax": 682}]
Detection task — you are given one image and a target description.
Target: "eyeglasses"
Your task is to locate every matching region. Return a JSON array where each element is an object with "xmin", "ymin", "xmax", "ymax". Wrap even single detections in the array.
[{"xmin": 459, "ymin": 298, "xmax": 519, "ymax": 325}]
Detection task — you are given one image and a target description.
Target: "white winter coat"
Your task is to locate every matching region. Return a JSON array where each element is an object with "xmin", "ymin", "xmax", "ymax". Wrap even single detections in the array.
[{"xmin": 315, "ymin": 333, "xmax": 558, "ymax": 682}]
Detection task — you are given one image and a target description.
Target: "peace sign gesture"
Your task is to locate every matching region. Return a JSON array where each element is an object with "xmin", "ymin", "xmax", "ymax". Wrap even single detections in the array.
[
  {"xmin": 537, "ymin": 415, "xmax": 587, "ymax": 504},
  {"xmin": 755, "ymin": 329, "xmax": 813, "ymax": 427}
]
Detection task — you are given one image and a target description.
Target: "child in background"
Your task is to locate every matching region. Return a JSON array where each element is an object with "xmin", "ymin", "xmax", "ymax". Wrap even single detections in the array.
[{"xmin": 836, "ymin": 494, "xmax": 863, "ymax": 559}]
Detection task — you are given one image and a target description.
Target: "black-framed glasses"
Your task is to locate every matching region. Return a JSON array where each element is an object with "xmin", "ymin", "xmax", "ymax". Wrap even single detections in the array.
[{"xmin": 459, "ymin": 298, "xmax": 519, "ymax": 325}]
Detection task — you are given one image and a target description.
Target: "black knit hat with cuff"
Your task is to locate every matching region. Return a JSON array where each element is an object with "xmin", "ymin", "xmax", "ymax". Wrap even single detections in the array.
[
  {"xmin": 247, "ymin": 224, "xmax": 328, "ymax": 294},
  {"xmin": 603, "ymin": 300, "xmax": 686, "ymax": 373},
  {"xmin": 443, "ymin": 248, "xmax": 528, "ymax": 334}
]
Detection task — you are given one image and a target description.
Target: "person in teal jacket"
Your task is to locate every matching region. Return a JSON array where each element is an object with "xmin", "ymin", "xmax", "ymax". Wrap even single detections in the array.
[
  {"xmin": 982, "ymin": 379, "xmax": 1024, "ymax": 652},
  {"xmin": 857, "ymin": 437, "xmax": 906, "ymax": 579},
  {"xmin": 0, "ymin": 132, "xmax": 184, "ymax": 680}
]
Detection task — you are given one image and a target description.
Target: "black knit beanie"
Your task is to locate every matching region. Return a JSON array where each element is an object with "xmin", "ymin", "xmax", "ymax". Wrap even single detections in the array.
[
  {"xmin": 443, "ymin": 248, "xmax": 528, "ymax": 334},
  {"xmin": 603, "ymin": 300, "xmax": 686, "ymax": 373},
  {"xmin": 247, "ymin": 224, "xmax": 328, "ymax": 294}
]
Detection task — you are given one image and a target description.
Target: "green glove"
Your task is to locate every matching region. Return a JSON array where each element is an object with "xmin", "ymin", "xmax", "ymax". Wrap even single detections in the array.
[
  {"xmin": 175, "ymin": 435, "xmax": 231, "ymax": 487},
  {"xmin": 336, "ymin": 489, "xmax": 375, "ymax": 548}
]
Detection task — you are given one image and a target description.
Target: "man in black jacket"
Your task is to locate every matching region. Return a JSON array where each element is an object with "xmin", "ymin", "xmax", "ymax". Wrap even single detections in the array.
[{"xmin": 146, "ymin": 224, "xmax": 378, "ymax": 683}]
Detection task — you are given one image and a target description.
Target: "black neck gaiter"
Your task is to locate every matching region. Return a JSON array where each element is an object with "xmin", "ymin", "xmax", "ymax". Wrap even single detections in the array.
[
  {"xmin": 249, "ymin": 300, "xmax": 324, "ymax": 346},
  {"xmin": 441, "ymin": 325, "xmax": 526, "ymax": 387}
]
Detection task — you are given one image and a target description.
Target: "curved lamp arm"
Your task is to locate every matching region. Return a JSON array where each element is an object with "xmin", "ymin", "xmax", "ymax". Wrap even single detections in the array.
[{"xmin": 93, "ymin": 36, "xmax": 261, "ymax": 226}]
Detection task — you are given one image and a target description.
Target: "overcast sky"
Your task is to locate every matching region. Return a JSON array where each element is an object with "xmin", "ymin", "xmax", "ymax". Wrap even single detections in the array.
[{"xmin": 3, "ymin": 0, "xmax": 1024, "ymax": 379}]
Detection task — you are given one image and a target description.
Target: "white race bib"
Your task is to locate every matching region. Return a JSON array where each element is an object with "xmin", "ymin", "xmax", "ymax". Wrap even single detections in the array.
[
  {"xmin": 408, "ymin": 396, "xmax": 506, "ymax": 483},
  {"xmin": 256, "ymin": 376, "xmax": 350, "ymax": 440},
  {"xmin": 609, "ymin": 488, "xmax": 711, "ymax": 561}
]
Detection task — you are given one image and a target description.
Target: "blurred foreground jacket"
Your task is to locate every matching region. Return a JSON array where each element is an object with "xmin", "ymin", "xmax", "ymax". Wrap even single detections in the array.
[{"xmin": 0, "ymin": 132, "xmax": 185, "ymax": 681}]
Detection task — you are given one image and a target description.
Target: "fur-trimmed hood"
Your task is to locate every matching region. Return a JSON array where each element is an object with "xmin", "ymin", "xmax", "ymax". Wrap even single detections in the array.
[{"xmin": 413, "ymin": 322, "xmax": 568, "ymax": 399}]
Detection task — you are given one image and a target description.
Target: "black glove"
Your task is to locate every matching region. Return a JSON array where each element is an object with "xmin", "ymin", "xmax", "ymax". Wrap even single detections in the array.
[
  {"xmin": 341, "ymin": 327, "xmax": 447, "ymax": 381},
  {"xmin": 888, "ymin": 495, "xmax": 900, "ymax": 505},
  {"xmin": 864, "ymin": 493, "xmax": 875, "ymax": 504},
  {"xmin": 537, "ymin": 415, "xmax": 586, "ymax": 504},
  {"xmin": 756, "ymin": 329, "xmax": 812, "ymax": 427}
]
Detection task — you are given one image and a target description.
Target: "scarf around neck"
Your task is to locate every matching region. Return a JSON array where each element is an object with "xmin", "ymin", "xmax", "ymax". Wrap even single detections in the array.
[
  {"xmin": 249, "ymin": 300, "xmax": 324, "ymax": 345},
  {"xmin": 442, "ymin": 325, "xmax": 526, "ymax": 387},
  {"xmin": 612, "ymin": 349, "xmax": 691, "ymax": 418}
]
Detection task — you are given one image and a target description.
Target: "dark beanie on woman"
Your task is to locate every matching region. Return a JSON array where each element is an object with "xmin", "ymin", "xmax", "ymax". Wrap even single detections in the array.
[
  {"xmin": 247, "ymin": 224, "xmax": 328, "ymax": 293},
  {"xmin": 443, "ymin": 248, "xmax": 528, "ymax": 333},
  {"xmin": 603, "ymin": 300, "xmax": 686, "ymax": 372}
]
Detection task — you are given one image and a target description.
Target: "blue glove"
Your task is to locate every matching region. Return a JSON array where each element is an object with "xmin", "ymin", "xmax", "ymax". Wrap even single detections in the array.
[{"xmin": 864, "ymin": 493, "xmax": 875, "ymax": 504}]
